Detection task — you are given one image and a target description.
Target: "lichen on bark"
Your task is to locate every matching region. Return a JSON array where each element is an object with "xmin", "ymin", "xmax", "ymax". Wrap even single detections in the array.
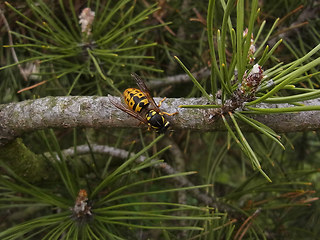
[{"xmin": 0, "ymin": 138, "xmax": 49, "ymax": 182}]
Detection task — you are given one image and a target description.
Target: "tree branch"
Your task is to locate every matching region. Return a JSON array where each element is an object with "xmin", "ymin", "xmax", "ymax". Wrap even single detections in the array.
[
  {"xmin": 1, "ymin": 96, "xmax": 320, "ymax": 146},
  {"xmin": 58, "ymin": 143, "xmax": 215, "ymax": 206}
]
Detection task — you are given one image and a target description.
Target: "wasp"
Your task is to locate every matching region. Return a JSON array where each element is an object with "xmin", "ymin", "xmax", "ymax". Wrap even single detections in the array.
[{"xmin": 110, "ymin": 73, "xmax": 178, "ymax": 133}]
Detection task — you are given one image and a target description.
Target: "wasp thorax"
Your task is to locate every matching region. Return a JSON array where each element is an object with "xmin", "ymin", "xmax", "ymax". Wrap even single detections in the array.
[{"xmin": 146, "ymin": 110, "xmax": 170, "ymax": 133}]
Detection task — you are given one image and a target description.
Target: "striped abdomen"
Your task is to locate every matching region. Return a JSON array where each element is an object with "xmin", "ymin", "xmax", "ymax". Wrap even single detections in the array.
[{"xmin": 124, "ymin": 88, "xmax": 150, "ymax": 113}]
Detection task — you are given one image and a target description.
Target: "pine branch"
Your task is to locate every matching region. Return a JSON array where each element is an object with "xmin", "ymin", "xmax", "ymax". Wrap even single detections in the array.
[
  {"xmin": 1, "ymin": 96, "xmax": 320, "ymax": 146},
  {"xmin": 58, "ymin": 143, "xmax": 215, "ymax": 207}
]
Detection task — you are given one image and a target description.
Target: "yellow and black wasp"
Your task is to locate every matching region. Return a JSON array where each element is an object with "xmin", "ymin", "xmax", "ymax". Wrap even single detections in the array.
[{"xmin": 110, "ymin": 73, "xmax": 178, "ymax": 133}]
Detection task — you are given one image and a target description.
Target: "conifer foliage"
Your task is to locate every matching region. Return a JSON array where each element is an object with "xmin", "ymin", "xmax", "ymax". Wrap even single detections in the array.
[{"xmin": 0, "ymin": 0, "xmax": 319, "ymax": 239}]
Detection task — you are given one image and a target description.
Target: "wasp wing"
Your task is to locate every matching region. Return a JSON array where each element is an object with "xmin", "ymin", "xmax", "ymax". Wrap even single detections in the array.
[
  {"xmin": 109, "ymin": 96, "xmax": 148, "ymax": 124},
  {"xmin": 131, "ymin": 73, "xmax": 161, "ymax": 112}
]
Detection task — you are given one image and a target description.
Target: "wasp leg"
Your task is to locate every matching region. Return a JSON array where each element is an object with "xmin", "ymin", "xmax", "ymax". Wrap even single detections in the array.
[
  {"xmin": 162, "ymin": 111, "xmax": 178, "ymax": 116},
  {"xmin": 157, "ymin": 97, "xmax": 167, "ymax": 108},
  {"xmin": 158, "ymin": 97, "xmax": 178, "ymax": 116}
]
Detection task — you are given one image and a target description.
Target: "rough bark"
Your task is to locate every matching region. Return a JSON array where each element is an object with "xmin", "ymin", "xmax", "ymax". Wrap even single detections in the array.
[{"xmin": 1, "ymin": 96, "xmax": 320, "ymax": 146}]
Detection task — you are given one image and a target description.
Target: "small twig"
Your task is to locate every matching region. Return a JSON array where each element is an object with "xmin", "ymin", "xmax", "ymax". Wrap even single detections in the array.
[
  {"xmin": 17, "ymin": 80, "xmax": 47, "ymax": 93},
  {"xmin": 271, "ymin": 21, "xmax": 309, "ymax": 40},
  {"xmin": 190, "ymin": 7, "xmax": 207, "ymax": 26},
  {"xmin": 61, "ymin": 144, "xmax": 145, "ymax": 162},
  {"xmin": 165, "ymin": 138, "xmax": 188, "ymax": 237},
  {"xmin": 234, "ymin": 208, "xmax": 261, "ymax": 240},
  {"xmin": 141, "ymin": 0, "xmax": 176, "ymax": 36},
  {"xmin": 276, "ymin": 5, "xmax": 304, "ymax": 26},
  {"xmin": 148, "ymin": 68, "xmax": 211, "ymax": 89},
  {"xmin": 0, "ymin": 8, "xmax": 28, "ymax": 81}
]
